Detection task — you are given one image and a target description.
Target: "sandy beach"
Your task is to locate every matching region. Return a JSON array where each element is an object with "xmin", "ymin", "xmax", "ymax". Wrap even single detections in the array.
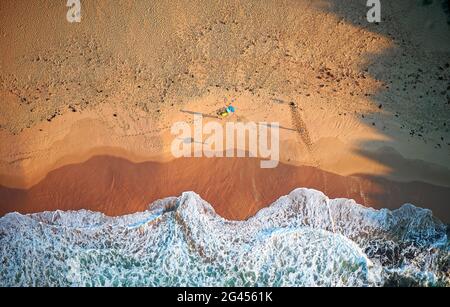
[
  {"xmin": 1, "ymin": 0, "xmax": 450, "ymax": 288},
  {"xmin": 1, "ymin": 0, "xmax": 450, "ymax": 221}
]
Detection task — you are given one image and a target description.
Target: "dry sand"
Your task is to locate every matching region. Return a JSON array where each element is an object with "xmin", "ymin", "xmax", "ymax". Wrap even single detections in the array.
[{"xmin": 1, "ymin": 1, "xmax": 449, "ymax": 221}]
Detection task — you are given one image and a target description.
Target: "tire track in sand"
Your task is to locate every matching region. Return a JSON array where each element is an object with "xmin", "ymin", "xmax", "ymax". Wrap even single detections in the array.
[{"xmin": 289, "ymin": 102, "xmax": 319, "ymax": 167}]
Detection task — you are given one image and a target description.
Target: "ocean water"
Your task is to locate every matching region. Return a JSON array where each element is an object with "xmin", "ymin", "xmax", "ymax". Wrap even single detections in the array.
[{"xmin": 0, "ymin": 188, "xmax": 448, "ymax": 287}]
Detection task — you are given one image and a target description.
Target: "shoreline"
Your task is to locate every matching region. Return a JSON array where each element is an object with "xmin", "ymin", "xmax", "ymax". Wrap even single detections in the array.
[
  {"xmin": 1, "ymin": 0, "xmax": 450, "ymax": 288},
  {"xmin": 1, "ymin": 154, "xmax": 449, "ymax": 223}
]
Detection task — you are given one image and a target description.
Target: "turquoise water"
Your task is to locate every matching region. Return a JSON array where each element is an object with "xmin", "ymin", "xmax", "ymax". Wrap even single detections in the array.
[{"xmin": 0, "ymin": 189, "xmax": 448, "ymax": 287}]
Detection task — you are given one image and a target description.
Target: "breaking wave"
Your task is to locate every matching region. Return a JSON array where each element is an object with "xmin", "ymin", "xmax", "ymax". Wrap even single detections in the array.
[{"xmin": 0, "ymin": 188, "xmax": 448, "ymax": 287}]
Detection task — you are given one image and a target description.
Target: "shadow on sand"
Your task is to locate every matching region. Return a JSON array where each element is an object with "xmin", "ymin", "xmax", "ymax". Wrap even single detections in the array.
[{"xmin": 313, "ymin": 0, "xmax": 450, "ymax": 188}]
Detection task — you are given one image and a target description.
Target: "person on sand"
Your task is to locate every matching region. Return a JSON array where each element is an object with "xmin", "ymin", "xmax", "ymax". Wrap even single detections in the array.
[{"xmin": 216, "ymin": 104, "xmax": 236, "ymax": 119}]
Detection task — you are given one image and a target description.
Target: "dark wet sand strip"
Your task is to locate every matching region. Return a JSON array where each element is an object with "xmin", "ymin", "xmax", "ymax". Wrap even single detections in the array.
[{"xmin": 0, "ymin": 155, "xmax": 449, "ymax": 222}]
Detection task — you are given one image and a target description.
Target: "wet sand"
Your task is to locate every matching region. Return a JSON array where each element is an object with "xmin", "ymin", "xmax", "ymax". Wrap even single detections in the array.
[{"xmin": 1, "ymin": 155, "xmax": 449, "ymax": 223}]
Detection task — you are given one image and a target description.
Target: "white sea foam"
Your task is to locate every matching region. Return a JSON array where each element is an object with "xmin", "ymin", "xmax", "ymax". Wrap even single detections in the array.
[{"xmin": 0, "ymin": 189, "xmax": 448, "ymax": 287}]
